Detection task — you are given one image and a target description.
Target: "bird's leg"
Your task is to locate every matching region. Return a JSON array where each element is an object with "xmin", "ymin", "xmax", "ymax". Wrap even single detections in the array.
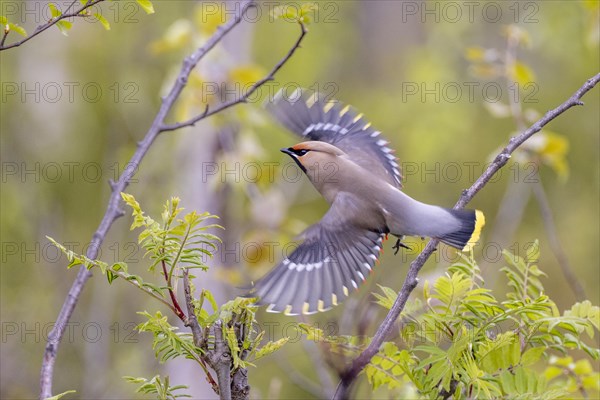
[{"xmin": 392, "ymin": 236, "xmax": 411, "ymax": 255}]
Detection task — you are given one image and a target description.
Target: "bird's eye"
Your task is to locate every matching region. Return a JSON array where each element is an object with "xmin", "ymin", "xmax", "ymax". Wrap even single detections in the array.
[{"xmin": 295, "ymin": 149, "xmax": 309, "ymax": 156}]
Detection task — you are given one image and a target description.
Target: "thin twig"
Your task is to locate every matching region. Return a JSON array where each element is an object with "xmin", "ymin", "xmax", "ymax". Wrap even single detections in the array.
[
  {"xmin": 182, "ymin": 268, "xmax": 218, "ymax": 391},
  {"xmin": 183, "ymin": 269, "xmax": 203, "ymax": 346},
  {"xmin": 161, "ymin": 259, "xmax": 186, "ymax": 321},
  {"xmin": 532, "ymin": 176, "xmax": 587, "ymax": 301},
  {"xmin": 0, "ymin": 0, "xmax": 105, "ymax": 51},
  {"xmin": 333, "ymin": 72, "xmax": 600, "ymax": 399},
  {"xmin": 160, "ymin": 21, "xmax": 308, "ymax": 132},
  {"xmin": 39, "ymin": 2, "xmax": 258, "ymax": 398},
  {"xmin": 110, "ymin": 267, "xmax": 180, "ymax": 315},
  {"xmin": 1, "ymin": 28, "xmax": 9, "ymax": 47}
]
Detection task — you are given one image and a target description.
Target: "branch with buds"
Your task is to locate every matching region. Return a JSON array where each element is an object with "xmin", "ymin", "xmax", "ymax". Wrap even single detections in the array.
[
  {"xmin": 0, "ymin": 0, "xmax": 106, "ymax": 51},
  {"xmin": 333, "ymin": 72, "xmax": 600, "ymax": 399},
  {"xmin": 38, "ymin": 1, "xmax": 309, "ymax": 398}
]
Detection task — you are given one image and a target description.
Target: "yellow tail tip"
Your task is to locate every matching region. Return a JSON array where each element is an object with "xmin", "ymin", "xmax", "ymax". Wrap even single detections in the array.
[{"xmin": 462, "ymin": 210, "xmax": 485, "ymax": 252}]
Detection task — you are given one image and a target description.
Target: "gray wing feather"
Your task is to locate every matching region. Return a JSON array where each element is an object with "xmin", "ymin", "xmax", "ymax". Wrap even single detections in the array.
[
  {"xmin": 248, "ymin": 194, "xmax": 385, "ymax": 315},
  {"xmin": 267, "ymin": 88, "xmax": 402, "ymax": 187}
]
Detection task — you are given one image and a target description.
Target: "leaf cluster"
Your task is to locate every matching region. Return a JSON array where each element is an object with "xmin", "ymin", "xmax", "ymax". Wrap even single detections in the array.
[
  {"xmin": 304, "ymin": 241, "xmax": 599, "ymax": 399},
  {"xmin": 50, "ymin": 193, "xmax": 290, "ymax": 399},
  {"xmin": 124, "ymin": 375, "xmax": 190, "ymax": 400}
]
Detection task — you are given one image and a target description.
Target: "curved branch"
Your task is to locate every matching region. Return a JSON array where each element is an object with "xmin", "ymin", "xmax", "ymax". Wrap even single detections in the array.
[
  {"xmin": 0, "ymin": 0, "xmax": 105, "ymax": 51},
  {"xmin": 333, "ymin": 72, "xmax": 600, "ymax": 399},
  {"xmin": 160, "ymin": 21, "xmax": 308, "ymax": 132},
  {"xmin": 38, "ymin": 1, "xmax": 307, "ymax": 397}
]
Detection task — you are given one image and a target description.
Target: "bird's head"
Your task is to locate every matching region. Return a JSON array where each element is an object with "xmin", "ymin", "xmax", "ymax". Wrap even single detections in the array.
[
  {"xmin": 281, "ymin": 141, "xmax": 346, "ymax": 173},
  {"xmin": 281, "ymin": 141, "xmax": 346, "ymax": 194}
]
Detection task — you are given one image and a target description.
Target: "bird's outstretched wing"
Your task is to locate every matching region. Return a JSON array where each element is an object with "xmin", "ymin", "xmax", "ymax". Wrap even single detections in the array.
[
  {"xmin": 266, "ymin": 88, "xmax": 402, "ymax": 187},
  {"xmin": 248, "ymin": 193, "xmax": 386, "ymax": 315}
]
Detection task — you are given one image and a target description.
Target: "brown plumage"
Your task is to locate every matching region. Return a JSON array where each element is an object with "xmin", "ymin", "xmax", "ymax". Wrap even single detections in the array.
[{"xmin": 248, "ymin": 89, "xmax": 485, "ymax": 315}]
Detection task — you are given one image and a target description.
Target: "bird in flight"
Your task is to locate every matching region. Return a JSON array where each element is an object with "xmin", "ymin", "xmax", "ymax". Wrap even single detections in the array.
[{"xmin": 248, "ymin": 88, "xmax": 485, "ymax": 315}]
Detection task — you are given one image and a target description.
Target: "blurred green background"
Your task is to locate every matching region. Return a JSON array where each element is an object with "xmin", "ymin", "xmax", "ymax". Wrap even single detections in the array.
[{"xmin": 1, "ymin": 1, "xmax": 598, "ymax": 398}]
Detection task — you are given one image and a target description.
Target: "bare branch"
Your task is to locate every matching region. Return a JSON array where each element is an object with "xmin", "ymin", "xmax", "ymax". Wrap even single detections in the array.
[
  {"xmin": 0, "ymin": 0, "xmax": 105, "ymax": 51},
  {"xmin": 205, "ymin": 320, "xmax": 232, "ymax": 400},
  {"xmin": 333, "ymin": 72, "xmax": 600, "ymax": 399},
  {"xmin": 1, "ymin": 27, "xmax": 9, "ymax": 48},
  {"xmin": 183, "ymin": 269, "xmax": 203, "ymax": 346},
  {"xmin": 182, "ymin": 268, "xmax": 219, "ymax": 392},
  {"xmin": 39, "ymin": 2, "xmax": 261, "ymax": 398},
  {"xmin": 160, "ymin": 21, "xmax": 308, "ymax": 132}
]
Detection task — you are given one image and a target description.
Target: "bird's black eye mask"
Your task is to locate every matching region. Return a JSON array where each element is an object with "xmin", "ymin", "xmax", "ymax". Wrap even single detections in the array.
[
  {"xmin": 280, "ymin": 147, "xmax": 311, "ymax": 173},
  {"xmin": 291, "ymin": 148, "xmax": 310, "ymax": 156}
]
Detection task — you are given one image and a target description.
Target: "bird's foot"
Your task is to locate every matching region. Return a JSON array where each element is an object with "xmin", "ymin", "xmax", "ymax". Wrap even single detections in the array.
[{"xmin": 392, "ymin": 237, "xmax": 411, "ymax": 255}]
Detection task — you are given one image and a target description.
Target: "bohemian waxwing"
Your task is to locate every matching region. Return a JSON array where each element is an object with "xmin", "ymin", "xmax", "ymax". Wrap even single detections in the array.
[{"xmin": 248, "ymin": 89, "xmax": 485, "ymax": 315}]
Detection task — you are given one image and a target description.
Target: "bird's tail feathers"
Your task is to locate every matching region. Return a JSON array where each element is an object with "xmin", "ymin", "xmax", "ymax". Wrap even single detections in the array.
[{"xmin": 438, "ymin": 209, "xmax": 485, "ymax": 251}]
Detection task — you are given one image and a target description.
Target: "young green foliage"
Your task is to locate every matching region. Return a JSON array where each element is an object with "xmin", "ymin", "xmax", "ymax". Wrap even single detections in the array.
[
  {"xmin": 270, "ymin": 2, "xmax": 318, "ymax": 24},
  {"xmin": 50, "ymin": 193, "xmax": 290, "ymax": 399},
  {"xmin": 44, "ymin": 390, "xmax": 77, "ymax": 400},
  {"xmin": 124, "ymin": 375, "xmax": 190, "ymax": 400},
  {"xmin": 136, "ymin": 311, "xmax": 203, "ymax": 363},
  {"xmin": 0, "ymin": 15, "xmax": 28, "ymax": 37},
  {"xmin": 302, "ymin": 242, "xmax": 599, "ymax": 399}
]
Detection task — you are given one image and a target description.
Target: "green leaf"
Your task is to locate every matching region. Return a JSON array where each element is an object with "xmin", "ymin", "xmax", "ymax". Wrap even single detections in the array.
[
  {"xmin": 202, "ymin": 289, "xmax": 218, "ymax": 313},
  {"xmin": 111, "ymin": 262, "xmax": 128, "ymax": 273},
  {"xmin": 509, "ymin": 61, "xmax": 536, "ymax": 85},
  {"xmin": 0, "ymin": 16, "xmax": 7, "ymax": 25},
  {"xmin": 299, "ymin": 323, "xmax": 323, "ymax": 341},
  {"xmin": 56, "ymin": 20, "xmax": 72, "ymax": 36},
  {"xmin": 225, "ymin": 325, "xmax": 243, "ymax": 369},
  {"xmin": 373, "ymin": 285, "xmax": 398, "ymax": 309},
  {"xmin": 270, "ymin": 5, "xmax": 299, "ymax": 21},
  {"xmin": 106, "ymin": 270, "xmax": 118, "ymax": 284},
  {"xmin": 48, "ymin": 3, "xmax": 62, "ymax": 18},
  {"xmin": 253, "ymin": 338, "xmax": 289, "ymax": 361},
  {"xmin": 124, "ymin": 375, "xmax": 190, "ymax": 399},
  {"xmin": 136, "ymin": 0, "xmax": 155, "ymax": 14},
  {"xmin": 565, "ymin": 300, "xmax": 600, "ymax": 337},
  {"xmin": 45, "ymin": 390, "xmax": 76, "ymax": 400},
  {"xmin": 270, "ymin": 3, "xmax": 317, "ymax": 24},
  {"xmin": 573, "ymin": 359, "xmax": 593, "ymax": 375},
  {"xmin": 7, "ymin": 23, "xmax": 27, "ymax": 37},
  {"xmin": 93, "ymin": 13, "xmax": 110, "ymax": 30},
  {"xmin": 521, "ymin": 346, "xmax": 545, "ymax": 366},
  {"xmin": 525, "ymin": 240, "xmax": 540, "ymax": 263}
]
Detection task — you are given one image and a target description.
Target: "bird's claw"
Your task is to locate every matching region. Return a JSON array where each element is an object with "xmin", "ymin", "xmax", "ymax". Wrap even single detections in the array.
[{"xmin": 392, "ymin": 237, "xmax": 411, "ymax": 255}]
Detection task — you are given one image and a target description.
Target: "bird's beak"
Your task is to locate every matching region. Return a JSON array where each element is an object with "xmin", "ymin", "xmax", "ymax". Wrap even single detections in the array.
[
  {"xmin": 280, "ymin": 147, "xmax": 294, "ymax": 156},
  {"xmin": 280, "ymin": 147, "xmax": 306, "ymax": 173}
]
